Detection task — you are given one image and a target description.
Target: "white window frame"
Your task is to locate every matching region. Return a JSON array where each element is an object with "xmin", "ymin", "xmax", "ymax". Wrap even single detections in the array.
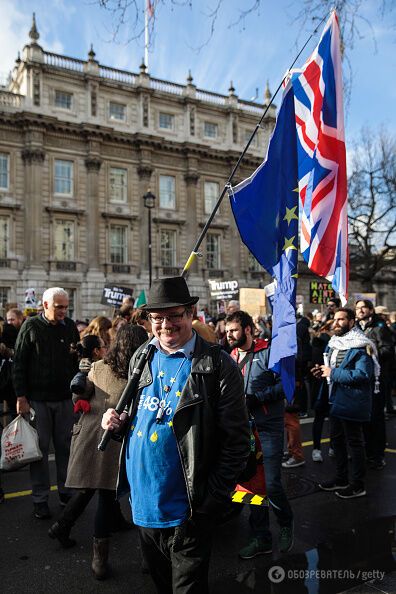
[
  {"xmin": 204, "ymin": 121, "xmax": 218, "ymax": 139},
  {"xmin": 160, "ymin": 229, "xmax": 177, "ymax": 267},
  {"xmin": 54, "ymin": 159, "xmax": 74, "ymax": 197},
  {"xmin": 204, "ymin": 181, "xmax": 219, "ymax": 215},
  {"xmin": 159, "ymin": 175, "xmax": 176, "ymax": 210},
  {"xmin": 0, "ymin": 153, "xmax": 9, "ymax": 191},
  {"xmin": 0, "ymin": 215, "xmax": 10, "ymax": 259},
  {"xmin": 54, "ymin": 219, "xmax": 75, "ymax": 261},
  {"xmin": 54, "ymin": 90, "xmax": 73, "ymax": 110},
  {"xmin": 109, "ymin": 225, "xmax": 127, "ymax": 264},
  {"xmin": 206, "ymin": 233, "xmax": 220, "ymax": 269},
  {"xmin": 109, "ymin": 101, "xmax": 126, "ymax": 122},
  {"xmin": 109, "ymin": 167, "xmax": 128, "ymax": 203},
  {"xmin": 159, "ymin": 112, "xmax": 174, "ymax": 130}
]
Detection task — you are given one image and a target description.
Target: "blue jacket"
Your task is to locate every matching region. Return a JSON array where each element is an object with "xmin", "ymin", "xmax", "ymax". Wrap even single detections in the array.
[
  {"xmin": 231, "ymin": 339, "xmax": 284, "ymax": 428},
  {"xmin": 327, "ymin": 347, "xmax": 374, "ymax": 422}
]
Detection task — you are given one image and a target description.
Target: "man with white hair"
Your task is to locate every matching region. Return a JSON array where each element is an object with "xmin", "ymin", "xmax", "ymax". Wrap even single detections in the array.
[{"xmin": 13, "ymin": 287, "xmax": 79, "ymax": 518}]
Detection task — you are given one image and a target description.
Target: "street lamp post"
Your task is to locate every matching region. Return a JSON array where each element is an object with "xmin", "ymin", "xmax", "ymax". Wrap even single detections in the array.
[{"xmin": 143, "ymin": 189, "xmax": 156, "ymax": 287}]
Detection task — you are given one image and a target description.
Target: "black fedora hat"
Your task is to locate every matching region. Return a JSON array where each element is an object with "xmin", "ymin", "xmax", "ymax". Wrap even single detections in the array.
[{"xmin": 141, "ymin": 277, "xmax": 199, "ymax": 310}]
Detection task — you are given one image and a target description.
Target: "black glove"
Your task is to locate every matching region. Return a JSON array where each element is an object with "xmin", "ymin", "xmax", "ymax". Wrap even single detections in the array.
[{"xmin": 245, "ymin": 393, "xmax": 261, "ymax": 413}]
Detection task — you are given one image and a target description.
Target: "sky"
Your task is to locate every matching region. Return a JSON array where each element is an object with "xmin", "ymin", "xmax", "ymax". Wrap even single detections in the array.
[{"xmin": 0, "ymin": 0, "xmax": 395, "ymax": 145}]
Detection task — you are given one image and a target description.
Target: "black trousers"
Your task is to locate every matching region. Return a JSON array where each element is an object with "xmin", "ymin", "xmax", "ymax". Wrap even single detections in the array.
[
  {"xmin": 330, "ymin": 416, "xmax": 366, "ymax": 489},
  {"xmin": 363, "ymin": 390, "xmax": 386, "ymax": 462},
  {"xmin": 139, "ymin": 515, "xmax": 213, "ymax": 594},
  {"xmin": 60, "ymin": 488, "xmax": 118, "ymax": 538}
]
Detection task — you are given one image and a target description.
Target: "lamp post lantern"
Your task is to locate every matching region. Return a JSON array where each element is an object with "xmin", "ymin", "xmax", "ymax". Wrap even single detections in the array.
[{"xmin": 143, "ymin": 189, "xmax": 156, "ymax": 287}]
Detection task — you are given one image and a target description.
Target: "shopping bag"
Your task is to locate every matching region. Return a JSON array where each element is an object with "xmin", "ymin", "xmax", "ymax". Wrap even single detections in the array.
[{"xmin": 0, "ymin": 409, "xmax": 42, "ymax": 470}]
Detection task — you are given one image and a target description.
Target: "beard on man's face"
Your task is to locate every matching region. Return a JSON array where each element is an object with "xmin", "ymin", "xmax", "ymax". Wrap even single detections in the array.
[
  {"xmin": 228, "ymin": 329, "xmax": 248, "ymax": 349},
  {"xmin": 333, "ymin": 324, "xmax": 350, "ymax": 336}
]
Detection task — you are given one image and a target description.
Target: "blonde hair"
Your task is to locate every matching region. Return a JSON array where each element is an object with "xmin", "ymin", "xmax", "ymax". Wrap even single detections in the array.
[{"xmin": 81, "ymin": 316, "xmax": 112, "ymax": 346}]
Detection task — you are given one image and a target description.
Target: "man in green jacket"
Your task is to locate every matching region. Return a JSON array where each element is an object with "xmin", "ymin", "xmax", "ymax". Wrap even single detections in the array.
[{"xmin": 13, "ymin": 287, "xmax": 79, "ymax": 519}]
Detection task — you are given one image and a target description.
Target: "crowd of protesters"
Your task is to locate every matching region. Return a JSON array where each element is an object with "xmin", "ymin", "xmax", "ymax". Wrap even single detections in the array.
[{"xmin": 0, "ymin": 284, "xmax": 395, "ymax": 589}]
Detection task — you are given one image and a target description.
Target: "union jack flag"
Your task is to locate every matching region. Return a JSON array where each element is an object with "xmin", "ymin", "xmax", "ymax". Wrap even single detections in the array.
[{"xmin": 291, "ymin": 12, "xmax": 348, "ymax": 304}]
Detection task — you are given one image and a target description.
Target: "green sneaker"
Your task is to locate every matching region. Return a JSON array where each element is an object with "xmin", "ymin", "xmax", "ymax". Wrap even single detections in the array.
[
  {"xmin": 279, "ymin": 523, "xmax": 294, "ymax": 553},
  {"xmin": 239, "ymin": 537, "xmax": 272, "ymax": 559}
]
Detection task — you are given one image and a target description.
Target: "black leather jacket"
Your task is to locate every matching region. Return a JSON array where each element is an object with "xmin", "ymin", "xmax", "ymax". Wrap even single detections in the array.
[{"xmin": 116, "ymin": 334, "xmax": 250, "ymax": 517}]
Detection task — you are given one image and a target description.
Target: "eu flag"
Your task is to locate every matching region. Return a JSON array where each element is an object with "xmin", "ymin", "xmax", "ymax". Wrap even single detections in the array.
[{"xmin": 229, "ymin": 82, "xmax": 298, "ymax": 400}]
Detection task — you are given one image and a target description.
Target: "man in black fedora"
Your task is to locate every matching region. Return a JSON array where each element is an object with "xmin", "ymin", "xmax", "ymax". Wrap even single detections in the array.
[{"xmin": 102, "ymin": 277, "xmax": 250, "ymax": 593}]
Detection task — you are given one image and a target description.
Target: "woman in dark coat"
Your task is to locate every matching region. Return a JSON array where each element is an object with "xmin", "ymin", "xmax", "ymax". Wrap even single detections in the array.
[{"xmin": 48, "ymin": 324, "xmax": 148, "ymax": 580}]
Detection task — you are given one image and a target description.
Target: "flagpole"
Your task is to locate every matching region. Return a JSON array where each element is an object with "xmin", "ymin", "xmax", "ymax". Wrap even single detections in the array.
[
  {"xmin": 144, "ymin": 0, "xmax": 149, "ymax": 70},
  {"xmin": 181, "ymin": 12, "xmax": 329, "ymax": 278}
]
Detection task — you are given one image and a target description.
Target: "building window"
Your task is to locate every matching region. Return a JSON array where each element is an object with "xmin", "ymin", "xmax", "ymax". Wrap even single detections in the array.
[
  {"xmin": 248, "ymin": 252, "xmax": 262, "ymax": 272},
  {"xmin": 204, "ymin": 181, "xmax": 219, "ymax": 215},
  {"xmin": 159, "ymin": 112, "xmax": 174, "ymax": 130},
  {"xmin": 0, "ymin": 286, "xmax": 9, "ymax": 309},
  {"xmin": 0, "ymin": 215, "xmax": 10, "ymax": 259},
  {"xmin": 67, "ymin": 288, "xmax": 76, "ymax": 320},
  {"xmin": 54, "ymin": 160, "xmax": 73, "ymax": 196},
  {"xmin": 244, "ymin": 129, "xmax": 257, "ymax": 146},
  {"xmin": 207, "ymin": 234, "xmax": 220, "ymax": 269},
  {"xmin": 110, "ymin": 225, "xmax": 127, "ymax": 264},
  {"xmin": 159, "ymin": 175, "xmax": 176, "ymax": 209},
  {"xmin": 160, "ymin": 229, "xmax": 177, "ymax": 267},
  {"xmin": 204, "ymin": 121, "xmax": 218, "ymax": 139},
  {"xmin": 54, "ymin": 219, "xmax": 75, "ymax": 261},
  {"xmin": 109, "ymin": 102, "xmax": 126, "ymax": 121},
  {"xmin": 55, "ymin": 90, "xmax": 72, "ymax": 110},
  {"xmin": 0, "ymin": 153, "xmax": 9, "ymax": 190},
  {"xmin": 109, "ymin": 168, "xmax": 127, "ymax": 203}
]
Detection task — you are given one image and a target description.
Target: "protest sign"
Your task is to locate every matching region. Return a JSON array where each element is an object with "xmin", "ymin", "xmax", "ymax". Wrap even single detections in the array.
[{"xmin": 101, "ymin": 285, "xmax": 133, "ymax": 308}]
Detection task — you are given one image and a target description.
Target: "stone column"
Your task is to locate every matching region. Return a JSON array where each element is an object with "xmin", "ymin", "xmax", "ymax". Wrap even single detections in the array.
[
  {"xmin": 84, "ymin": 157, "xmax": 102, "ymax": 270},
  {"xmin": 21, "ymin": 147, "xmax": 45, "ymax": 268}
]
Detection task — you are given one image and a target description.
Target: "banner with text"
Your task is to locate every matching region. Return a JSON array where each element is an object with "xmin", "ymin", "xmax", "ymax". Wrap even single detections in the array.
[{"xmin": 101, "ymin": 285, "xmax": 134, "ymax": 308}]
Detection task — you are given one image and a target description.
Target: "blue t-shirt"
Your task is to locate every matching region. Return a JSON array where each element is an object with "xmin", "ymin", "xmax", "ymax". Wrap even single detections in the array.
[{"xmin": 125, "ymin": 334, "xmax": 195, "ymax": 528}]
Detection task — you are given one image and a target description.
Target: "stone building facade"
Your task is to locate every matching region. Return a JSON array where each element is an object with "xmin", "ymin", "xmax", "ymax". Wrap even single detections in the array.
[{"xmin": 0, "ymin": 17, "xmax": 394, "ymax": 319}]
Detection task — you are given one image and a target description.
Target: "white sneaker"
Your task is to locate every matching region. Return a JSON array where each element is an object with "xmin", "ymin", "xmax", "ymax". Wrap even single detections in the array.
[
  {"xmin": 282, "ymin": 456, "xmax": 306, "ymax": 468},
  {"xmin": 312, "ymin": 449, "xmax": 323, "ymax": 463}
]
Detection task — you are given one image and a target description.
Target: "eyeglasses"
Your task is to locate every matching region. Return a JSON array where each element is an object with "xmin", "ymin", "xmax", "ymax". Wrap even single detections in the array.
[
  {"xmin": 53, "ymin": 304, "xmax": 68, "ymax": 310},
  {"xmin": 148, "ymin": 311, "xmax": 187, "ymax": 324}
]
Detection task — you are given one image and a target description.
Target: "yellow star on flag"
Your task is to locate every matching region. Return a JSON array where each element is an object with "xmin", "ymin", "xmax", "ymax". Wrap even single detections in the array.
[
  {"xmin": 176, "ymin": 390, "xmax": 182, "ymax": 397},
  {"xmin": 168, "ymin": 420, "xmax": 173, "ymax": 427},
  {"xmin": 170, "ymin": 377, "xmax": 176, "ymax": 383},
  {"xmin": 158, "ymin": 371, "xmax": 165, "ymax": 378},
  {"xmin": 283, "ymin": 236, "xmax": 298, "ymax": 255},
  {"xmin": 283, "ymin": 206, "xmax": 298, "ymax": 225},
  {"xmin": 137, "ymin": 430, "xmax": 143, "ymax": 437},
  {"xmin": 130, "ymin": 425, "xmax": 135, "ymax": 432},
  {"xmin": 150, "ymin": 431, "xmax": 158, "ymax": 443}
]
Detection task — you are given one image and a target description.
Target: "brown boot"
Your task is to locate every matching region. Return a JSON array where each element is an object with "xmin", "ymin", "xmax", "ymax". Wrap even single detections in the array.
[{"xmin": 91, "ymin": 537, "xmax": 109, "ymax": 580}]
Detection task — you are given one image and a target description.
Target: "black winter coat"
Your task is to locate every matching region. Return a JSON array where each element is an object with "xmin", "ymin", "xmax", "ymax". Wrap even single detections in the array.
[{"xmin": 13, "ymin": 315, "xmax": 79, "ymax": 401}]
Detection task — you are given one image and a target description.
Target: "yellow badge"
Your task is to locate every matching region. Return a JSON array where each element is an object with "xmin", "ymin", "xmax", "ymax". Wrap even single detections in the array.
[{"xmin": 150, "ymin": 431, "xmax": 158, "ymax": 443}]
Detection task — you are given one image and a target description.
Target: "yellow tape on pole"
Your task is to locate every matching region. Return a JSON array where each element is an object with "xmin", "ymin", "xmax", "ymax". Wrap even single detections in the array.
[{"xmin": 182, "ymin": 251, "xmax": 197, "ymax": 274}]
